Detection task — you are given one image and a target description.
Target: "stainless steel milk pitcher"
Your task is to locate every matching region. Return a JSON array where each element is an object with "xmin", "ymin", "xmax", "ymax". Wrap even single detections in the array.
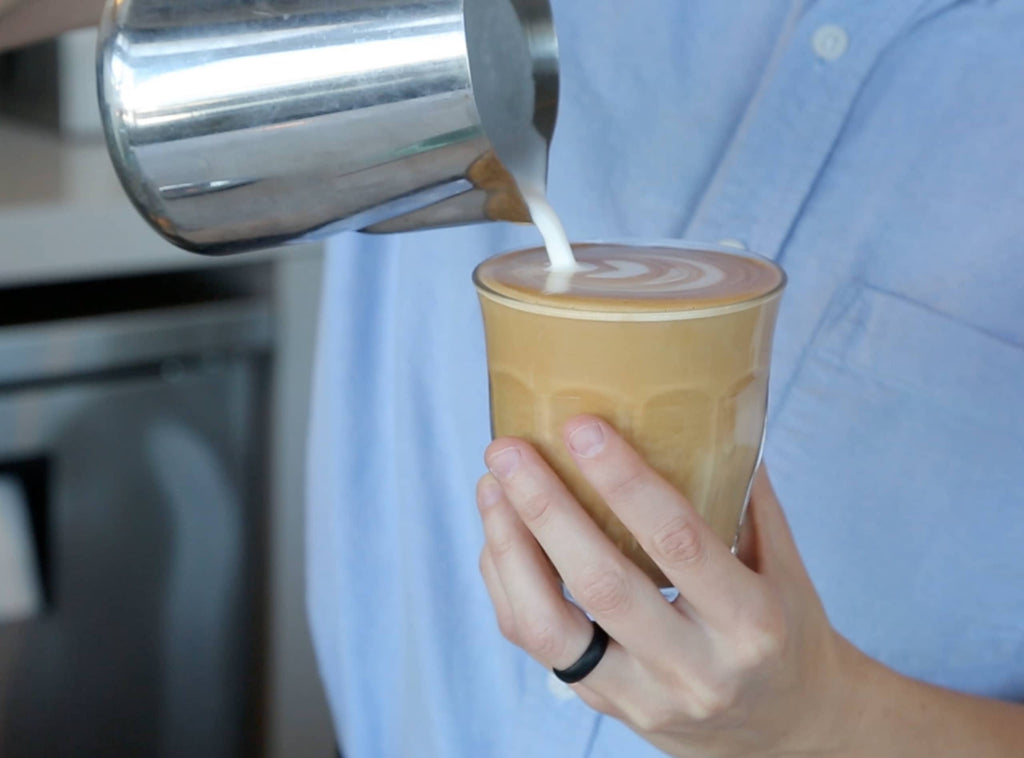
[{"xmin": 97, "ymin": 0, "xmax": 559, "ymax": 254}]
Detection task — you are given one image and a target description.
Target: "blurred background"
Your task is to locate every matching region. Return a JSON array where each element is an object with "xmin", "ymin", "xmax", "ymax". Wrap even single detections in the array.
[{"xmin": 0, "ymin": 26, "xmax": 337, "ymax": 757}]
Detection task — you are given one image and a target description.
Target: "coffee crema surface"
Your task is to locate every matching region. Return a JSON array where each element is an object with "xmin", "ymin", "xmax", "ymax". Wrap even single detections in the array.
[
  {"xmin": 475, "ymin": 244, "xmax": 784, "ymax": 315},
  {"xmin": 475, "ymin": 244, "xmax": 785, "ymax": 586}
]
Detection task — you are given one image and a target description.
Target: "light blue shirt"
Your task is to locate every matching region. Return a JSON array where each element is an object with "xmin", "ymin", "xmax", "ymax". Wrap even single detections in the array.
[{"xmin": 307, "ymin": 1, "xmax": 1024, "ymax": 755}]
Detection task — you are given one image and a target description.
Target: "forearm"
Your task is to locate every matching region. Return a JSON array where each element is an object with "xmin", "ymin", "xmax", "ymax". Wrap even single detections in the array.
[
  {"xmin": 0, "ymin": 0, "xmax": 106, "ymax": 51},
  {"xmin": 840, "ymin": 639, "xmax": 1024, "ymax": 758}
]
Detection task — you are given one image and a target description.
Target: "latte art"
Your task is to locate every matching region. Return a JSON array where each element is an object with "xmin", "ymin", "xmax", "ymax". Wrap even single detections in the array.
[
  {"xmin": 573, "ymin": 254, "xmax": 727, "ymax": 293},
  {"xmin": 476, "ymin": 244, "xmax": 784, "ymax": 316}
]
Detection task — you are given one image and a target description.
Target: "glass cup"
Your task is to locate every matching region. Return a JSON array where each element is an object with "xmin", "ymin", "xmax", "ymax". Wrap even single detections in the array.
[{"xmin": 474, "ymin": 241, "xmax": 786, "ymax": 587}]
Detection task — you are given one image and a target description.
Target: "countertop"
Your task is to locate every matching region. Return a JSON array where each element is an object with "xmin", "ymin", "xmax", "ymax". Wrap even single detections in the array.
[{"xmin": 0, "ymin": 118, "xmax": 318, "ymax": 287}]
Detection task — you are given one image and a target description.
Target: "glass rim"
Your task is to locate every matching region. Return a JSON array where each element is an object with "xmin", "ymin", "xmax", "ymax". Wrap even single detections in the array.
[{"xmin": 472, "ymin": 238, "xmax": 787, "ymax": 323}]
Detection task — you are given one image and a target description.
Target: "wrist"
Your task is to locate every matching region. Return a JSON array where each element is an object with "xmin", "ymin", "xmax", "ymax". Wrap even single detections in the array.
[
  {"xmin": 824, "ymin": 634, "xmax": 907, "ymax": 758},
  {"xmin": 804, "ymin": 632, "xmax": 886, "ymax": 758}
]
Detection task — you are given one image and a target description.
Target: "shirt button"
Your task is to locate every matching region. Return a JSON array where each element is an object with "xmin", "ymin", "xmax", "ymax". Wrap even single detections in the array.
[
  {"xmin": 546, "ymin": 671, "xmax": 578, "ymax": 701},
  {"xmin": 717, "ymin": 238, "xmax": 747, "ymax": 251},
  {"xmin": 812, "ymin": 24, "xmax": 849, "ymax": 61}
]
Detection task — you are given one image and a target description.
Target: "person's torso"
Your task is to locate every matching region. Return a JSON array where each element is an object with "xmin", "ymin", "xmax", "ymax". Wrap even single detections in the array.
[{"xmin": 308, "ymin": 1, "xmax": 1024, "ymax": 755}]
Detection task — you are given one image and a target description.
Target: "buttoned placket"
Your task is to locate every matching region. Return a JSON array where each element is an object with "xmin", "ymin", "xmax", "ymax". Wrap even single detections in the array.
[
  {"xmin": 685, "ymin": 0, "xmax": 963, "ymax": 420},
  {"xmin": 685, "ymin": 0, "xmax": 954, "ymax": 262}
]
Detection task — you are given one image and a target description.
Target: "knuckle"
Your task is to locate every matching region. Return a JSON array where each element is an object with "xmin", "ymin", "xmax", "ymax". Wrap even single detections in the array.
[
  {"xmin": 734, "ymin": 606, "xmax": 788, "ymax": 670},
  {"xmin": 486, "ymin": 527, "xmax": 516, "ymax": 559},
  {"xmin": 575, "ymin": 564, "xmax": 631, "ymax": 617},
  {"xmin": 650, "ymin": 517, "xmax": 706, "ymax": 567},
  {"xmin": 684, "ymin": 680, "xmax": 738, "ymax": 723},
  {"xmin": 602, "ymin": 461, "xmax": 648, "ymax": 501},
  {"xmin": 519, "ymin": 490, "xmax": 556, "ymax": 526},
  {"xmin": 495, "ymin": 612, "xmax": 519, "ymax": 646},
  {"xmin": 519, "ymin": 615, "xmax": 565, "ymax": 660},
  {"xmin": 628, "ymin": 707, "xmax": 674, "ymax": 734}
]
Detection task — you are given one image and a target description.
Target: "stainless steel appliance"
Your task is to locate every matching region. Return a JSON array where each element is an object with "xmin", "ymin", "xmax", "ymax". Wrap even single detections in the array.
[
  {"xmin": 0, "ymin": 285, "xmax": 271, "ymax": 758},
  {"xmin": 96, "ymin": 0, "xmax": 560, "ymax": 254},
  {"xmin": 0, "ymin": 27, "xmax": 103, "ymax": 139}
]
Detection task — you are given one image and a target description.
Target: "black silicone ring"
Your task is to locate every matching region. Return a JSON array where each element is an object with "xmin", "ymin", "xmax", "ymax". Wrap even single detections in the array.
[{"xmin": 552, "ymin": 622, "xmax": 610, "ymax": 684}]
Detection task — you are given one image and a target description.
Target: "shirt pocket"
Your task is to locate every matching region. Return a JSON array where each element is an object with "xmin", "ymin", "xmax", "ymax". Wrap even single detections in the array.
[{"xmin": 766, "ymin": 283, "xmax": 1024, "ymax": 700}]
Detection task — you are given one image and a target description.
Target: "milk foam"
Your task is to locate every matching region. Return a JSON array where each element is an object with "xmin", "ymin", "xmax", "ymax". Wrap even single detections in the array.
[{"xmin": 475, "ymin": 244, "xmax": 785, "ymax": 318}]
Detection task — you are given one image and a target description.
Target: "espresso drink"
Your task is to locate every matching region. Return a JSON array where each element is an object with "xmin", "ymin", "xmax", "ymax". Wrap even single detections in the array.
[{"xmin": 475, "ymin": 243, "xmax": 785, "ymax": 587}]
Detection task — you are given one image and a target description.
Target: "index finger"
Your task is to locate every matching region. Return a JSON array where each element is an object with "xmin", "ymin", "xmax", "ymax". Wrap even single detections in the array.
[
  {"xmin": 485, "ymin": 438, "xmax": 707, "ymax": 666},
  {"xmin": 563, "ymin": 416, "xmax": 764, "ymax": 629}
]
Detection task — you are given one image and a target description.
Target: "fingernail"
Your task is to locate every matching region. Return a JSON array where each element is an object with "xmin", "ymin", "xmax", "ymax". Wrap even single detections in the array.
[
  {"xmin": 479, "ymin": 479, "xmax": 503, "ymax": 510},
  {"xmin": 488, "ymin": 447, "xmax": 521, "ymax": 479},
  {"xmin": 568, "ymin": 422, "xmax": 605, "ymax": 458}
]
